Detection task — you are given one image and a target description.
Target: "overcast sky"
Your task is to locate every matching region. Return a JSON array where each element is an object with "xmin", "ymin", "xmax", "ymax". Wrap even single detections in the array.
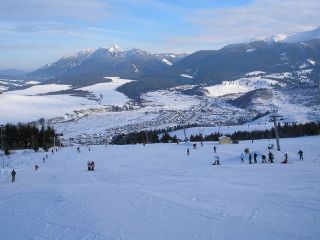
[{"xmin": 1, "ymin": 0, "xmax": 320, "ymax": 71}]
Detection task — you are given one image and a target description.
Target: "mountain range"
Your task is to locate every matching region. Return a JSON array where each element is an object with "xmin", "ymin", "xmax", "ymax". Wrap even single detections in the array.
[{"xmin": 22, "ymin": 28, "xmax": 320, "ymax": 98}]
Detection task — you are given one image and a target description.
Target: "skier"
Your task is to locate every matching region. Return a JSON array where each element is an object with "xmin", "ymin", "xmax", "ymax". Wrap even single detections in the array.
[
  {"xmin": 87, "ymin": 161, "xmax": 91, "ymax": 171},
  {"xmin": 214, "ymin": 146, "xmax": 217, "ymax": 153},
  {"xmin": 187, "ymin": 148, "xmax": 190, "ymax": 156},
  {"xmin": 201, "ymin": 141, "xmax": 203, "ymax": 147},
  {"xmin": 261, "ymin": 154, "xmax": 267, "ymax": 163},
  {"xmin": 88, "ymin": 147, "xmax": 91, "ymax": 151},
  {"xmin": 51, "ymin": 149, "xmax": 54, "ymax": 154},
  {"xmin": 46, "ymin": 154, "xmax": 48, "ymax": 159},
  {"xmin": 281, "ymin": 153, "xmax": 288, "ymax": 164},
  {"xmin": 297, "ymin": 150, "xmax": 303, "ymax": 160},
  {"xmin": 253, "ymin": 152, "xmax": 257, "ymax": 163},
  {"xmin": 43, "ymin": 157, "xmax": 45, "ymax": 163},
  {"xmin": 249, "ymin": 153, "xmax": 252, "ymax": 164},
  {"xmin": 35, "ymin": 165, "xmax": 39, "ymax": 171},
  {"xmin": 268, "ymin": 151, "xmax": 274, "ymax": 163},
  {"xmin": 241, "ymin": 153, "xmax": 244, "ymax": 163},
  {"xmin": 11, "ymin": 169, "xmax": 16, "ymax": 182}
]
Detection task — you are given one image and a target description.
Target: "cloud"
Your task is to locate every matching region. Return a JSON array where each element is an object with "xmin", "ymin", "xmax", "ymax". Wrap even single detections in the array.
[
  {"xmin": 168, "ymin": 0, "xmax": 320, "ymax": 48},
  {"xmin": 0, "ymin": 0, "xmax": 109, "ymax": 21}
]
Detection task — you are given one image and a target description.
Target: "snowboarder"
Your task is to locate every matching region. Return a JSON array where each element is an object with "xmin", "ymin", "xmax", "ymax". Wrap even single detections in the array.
[
  {"xmin": 11, "ymin": 169, "xmax": 16, "ymax": 182},
  {"xmin": 214, "ymin": 146, "xmax": 217, "ymax": 153},
  {"xmin": 253, "ymin": 152, "xmax": 257, "ymax": 163},
  {"xmin": 297, "ymin": 150, "xmax": 303, "ymax": 160},
  {"xmin": 35, "ymin": 165, "xmax": 39, "ymax": 171},
  {"xmin": 187, "ymin": 148, "xmax": 190, "ymax": 156},
  {"xmin": 281, "ymin": 153, "xmax": 288, "ymax": 164},
  {"xmin": 268, "ymin": 151, "xmax": 274, "ymax": 163},
  {"xmin": 261, "ymin": 154, "xmax": 267, "ymax": 163}
]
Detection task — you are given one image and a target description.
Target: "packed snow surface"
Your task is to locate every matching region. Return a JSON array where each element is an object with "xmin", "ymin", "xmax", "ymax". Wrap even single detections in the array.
[{"xmin": 1, "ymin": 136, "xmax": 320, "ymax": 240}]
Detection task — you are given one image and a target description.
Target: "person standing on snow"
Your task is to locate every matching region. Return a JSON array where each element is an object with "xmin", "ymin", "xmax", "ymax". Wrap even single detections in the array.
[
  {"xmin": 11, "ymin": 169, "xmax": 16, "ymax": 182},
  {"xmin": 212, "ymin": 155, "xmax": 220, "ymax": 165},
  {"xmin": 91, "ymin": 161, "xmax": 95, "ymax": 171},
  {"xmin": 297, "ymin": 150, "xmax": 303, "ymax": 160},
  {"xmin": 281, "ymin": 153, "xmax": 288, "ymax": 164},
  {"xmin": 214, "ymin": 146, "xmax": 217, "ymax": 153},
  {"xmin": 253, "ymin": 152, "xmax": 257, "ymax": 163},
  {"xmin": 268, "ymin": 151, "xmax": 274, "ymax": 163},
  {"xmin": 187, "ymin": 148, "xmax": 190, "ymax": 156}
]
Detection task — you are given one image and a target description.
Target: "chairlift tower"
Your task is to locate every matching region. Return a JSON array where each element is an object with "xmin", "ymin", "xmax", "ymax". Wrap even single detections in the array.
[
  {"xmin": 183, "ymin": 127, "xmax": 188, "ymax": 142},
  {"xmin": 0, "ymin": 125, "xmax": 4, "ymax": 168},
  {"xmin": 269, "ymin": 110, "xmax": 283, "ymax": 151}
]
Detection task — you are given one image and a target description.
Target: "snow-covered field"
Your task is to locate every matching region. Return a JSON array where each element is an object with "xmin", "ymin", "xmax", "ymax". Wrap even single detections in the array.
[
  {"xmin": 77, "ymin": 77, "xmax": 133, "ymax": 105},
  {"xmin": 0, "ymin": 78, "xmax": 133, "ymax": 124},
  {"xmin": 1, "ymin": 136, "xmax": 320, "ymax": 240},
  {"xmin": 205, "ymin": 75, "xmax": 284, "ymax": 98}
]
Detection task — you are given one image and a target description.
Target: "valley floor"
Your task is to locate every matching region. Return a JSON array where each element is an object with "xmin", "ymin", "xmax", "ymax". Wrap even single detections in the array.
[{"xmin": 0, "ymin": 136, "xmax": 320, "ymax": 240}]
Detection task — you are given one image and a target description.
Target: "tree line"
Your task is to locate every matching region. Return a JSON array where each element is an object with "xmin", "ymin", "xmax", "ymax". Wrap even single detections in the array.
[
  {"xmin": 112, "ymin": 122, "xmax": 320, "ymax": 145},
  {"xmin": 190, "ymin": 122, "xmax": 320, "ymax": 142},
  {"xmin": 0, "ymin": 123, "xmax": 58, "ymax": 154},
  {"xmin": 111, "ymin": 123, "xmax": 197, "ymax": 145}
]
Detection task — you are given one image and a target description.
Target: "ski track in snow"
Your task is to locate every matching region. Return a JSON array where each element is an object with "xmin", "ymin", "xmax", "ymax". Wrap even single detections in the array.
[{"xmin": 1, "ymin": 136, "xmax": 320, "ymax": 240}]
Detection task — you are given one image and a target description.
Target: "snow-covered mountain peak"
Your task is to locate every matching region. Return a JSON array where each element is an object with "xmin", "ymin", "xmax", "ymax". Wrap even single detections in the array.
[
  {"xmin": 107, "ymin": 45, "xmax": 123, "ymax": 54},
  {"xmin": 253, "ymin": 34, "xmax": 288, "ymax": 43},
  {"xmin": 251, "ymin": 27, "xmax": 320, "ymax": 44}
]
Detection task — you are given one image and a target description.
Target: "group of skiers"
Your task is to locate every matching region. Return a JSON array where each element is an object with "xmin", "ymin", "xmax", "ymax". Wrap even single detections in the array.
[
  {"xmin": 241, "ymin": 149, "xmax": 276, "ymax": 164},
  {"xmin": 87, "ymin": 161, "xmax": 95, "ymax": 171},
  {"xmin": 241, "ymin": 145, "xmax": 304, "ymax": 164}
]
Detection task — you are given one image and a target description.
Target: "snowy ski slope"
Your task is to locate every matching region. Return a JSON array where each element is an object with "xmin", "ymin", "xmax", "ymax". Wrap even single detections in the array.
[{"xmin": 1, "ymin": 136, "xmax": 320, "ymax": 240}]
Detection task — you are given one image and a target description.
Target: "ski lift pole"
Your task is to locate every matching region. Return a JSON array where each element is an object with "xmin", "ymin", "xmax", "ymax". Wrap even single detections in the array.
[
  {"xmin": 145, "ymin": 131, "xmax": 149, "ymax": 144},
  {"xmin": 0, "ymin": 125, "xmax": 4, "ymax": 168},
  {"xmin": 183, "ymin": 127, "xmax": 188, "ymax": 142},
  {"xmin": 270, "ymin": 110, "xmax": 282, "ymax": 151}
]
